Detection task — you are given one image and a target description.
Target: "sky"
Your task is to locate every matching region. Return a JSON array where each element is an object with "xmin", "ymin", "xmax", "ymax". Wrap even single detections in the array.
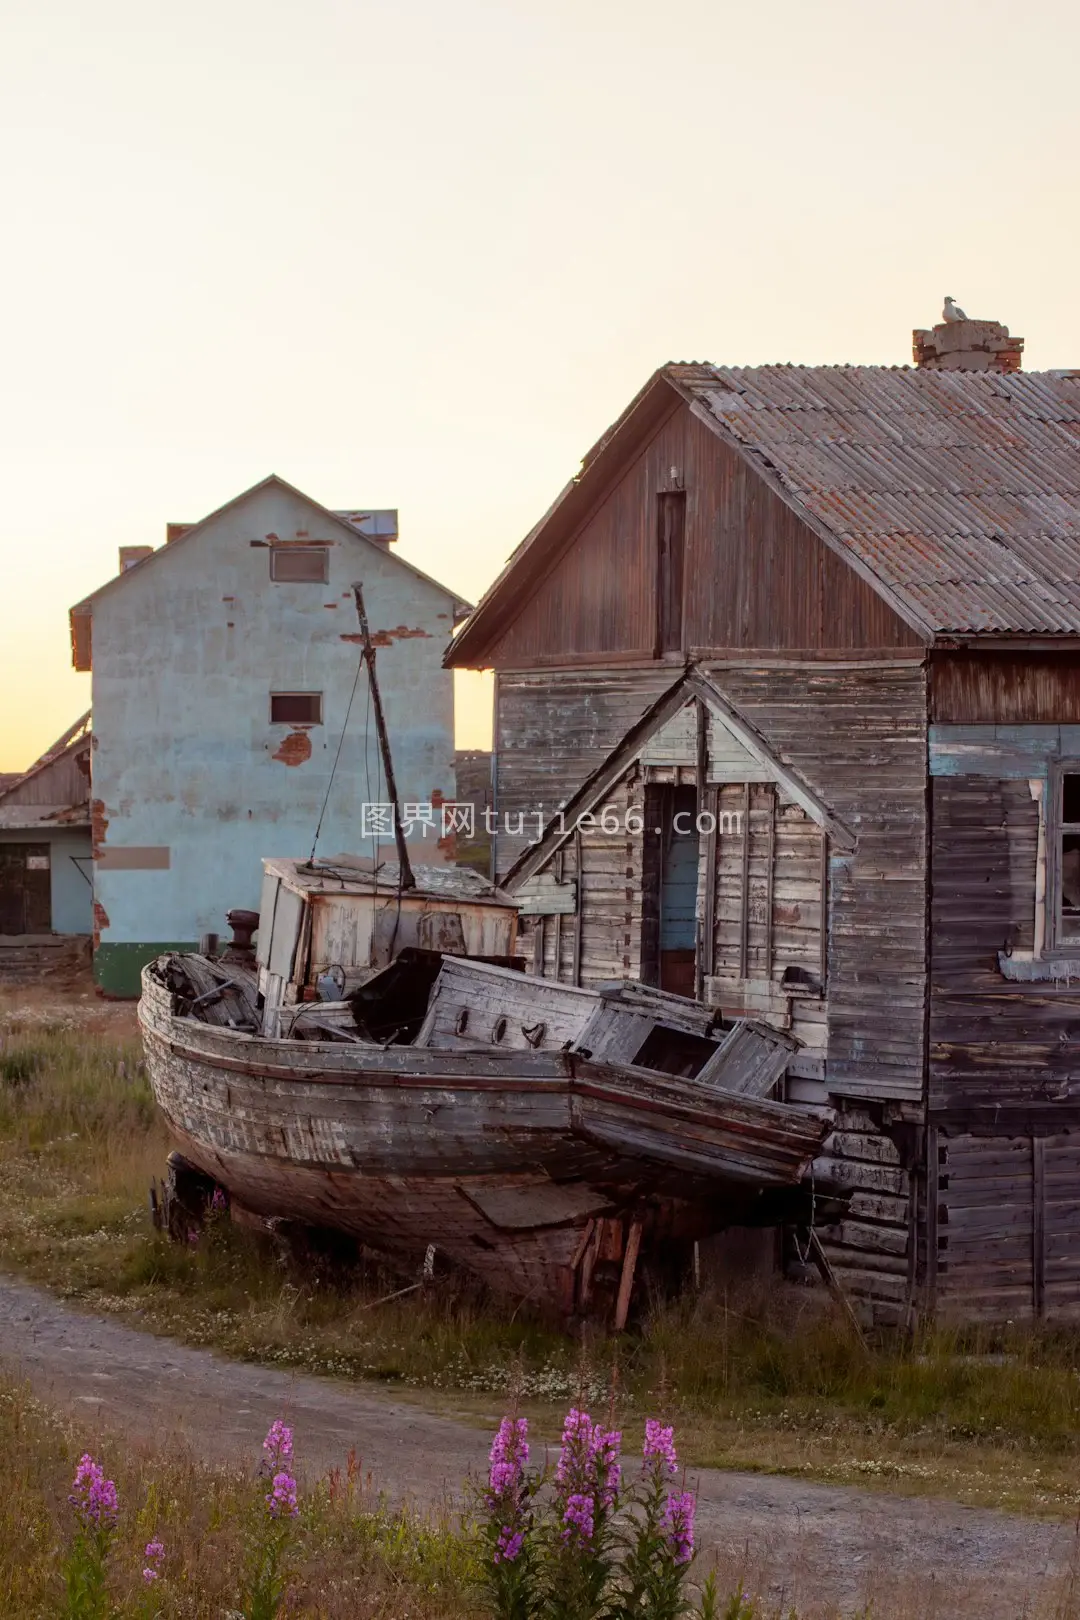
[{"xmin": 1, "ymin": 0, "xmax": 1078, "ymax": 770}]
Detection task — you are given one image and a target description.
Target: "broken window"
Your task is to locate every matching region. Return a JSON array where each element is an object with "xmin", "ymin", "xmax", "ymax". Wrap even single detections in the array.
[
  {"xmin": 270, "ymin": 692, "xmax": 322, "ymax": 725},
  {"xmin": 656, "ymin": 491, "xmax": 686, "ymax": 655},
  {"xmin": 270, "ymin": 547, "xmax": 329, "ymax": 583}
]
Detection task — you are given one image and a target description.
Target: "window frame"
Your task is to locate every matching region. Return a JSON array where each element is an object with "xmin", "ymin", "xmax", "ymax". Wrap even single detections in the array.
[
  {"xmin": 269, "ymin": 545, "xmax": 329, "ymax": 583},
  {"xmin": 1044, "ymin": 759, "xmax": 1080, "ymax": 954},
  {"xmin": 269, "ymin": 691, "xmax": 323, "ymax": 726},
  {"xmin": 655, "ymin": 490, "xmax": 687, "ymax": 656}
]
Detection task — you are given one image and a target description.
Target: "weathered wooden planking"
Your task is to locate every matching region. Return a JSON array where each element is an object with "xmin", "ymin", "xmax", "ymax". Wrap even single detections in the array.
[
  {"xmin": 415, "ymin": 957, "xmax": 598, "ymax": 1051},
  {"xmin": 694, "ymin": 1022, "xmax": 792, "ymax": 1098},
  {"xmin": 140, "ymin": 960, "xmax": 833, "ymax": 1314},
  {"xmin": 708, "ymin": 663, "xmax": 928, "ymax": 1104}
]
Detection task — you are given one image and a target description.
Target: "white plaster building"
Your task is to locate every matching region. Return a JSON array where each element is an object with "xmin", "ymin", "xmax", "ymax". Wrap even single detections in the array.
[{"xmin": 70, "ymin": 476, "xmax": 468, "ymax": 994}]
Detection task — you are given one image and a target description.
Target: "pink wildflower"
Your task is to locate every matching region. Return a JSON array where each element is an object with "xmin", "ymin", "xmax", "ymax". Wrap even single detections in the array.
[
  {"xmin": 262, "ymin": 1420, "xmax": 294, "ymax": 1470},
  {"xmin": 68, "ymin": 1453, "xmax": 118, "ymax": 1529},
  {"xmin": 643, "ymin": 1418, "xmax": 678, "ymax": 1476},
  {"xmin": 266, "ymin": 1470, "xmax": 299, "ymax": 1519},
  {"xmin": 487, "ymin": 1416, "xmax": 529, "ymax": 1503},
  {"xmin": 494, "ymin": 1525, "xmax": 524, "ymax": 1563},
  {"xmin": 663, "ymin": 1489, "xmax": 696, "ymax": 1564},
  {"xmin": 142, "ymin": 1538, "xmax": 165, "ymax": 1583},
  {"xmin": 561, "ymin": 1490, "xmax": 595, "ymax": 1543}
]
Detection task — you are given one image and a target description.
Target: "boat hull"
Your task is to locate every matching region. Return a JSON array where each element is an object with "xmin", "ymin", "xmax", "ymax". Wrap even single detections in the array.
[{"xmin": 139, "ymin": 967, "xmax": 830, "ymax": 1313}]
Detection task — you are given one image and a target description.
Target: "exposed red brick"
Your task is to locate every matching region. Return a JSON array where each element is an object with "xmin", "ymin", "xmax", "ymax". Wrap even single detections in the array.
[
  {"xmin": 272, "ymin": 731, "xmax": 313, "ymax": 767},
  {"xmin": 90, "ymin": 798, "xmax": 109, "ymax": 858},
  {"xmin": 92, "ymin": 900, "xmax": 110, "ymax": 949}
]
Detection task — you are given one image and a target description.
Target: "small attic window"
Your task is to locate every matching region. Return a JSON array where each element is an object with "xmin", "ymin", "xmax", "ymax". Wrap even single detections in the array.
[
  {"xmin": 270, "ymin": 692, "xmax": 322, "ymax": 725},
  {"xmin": 270, "ymin": 547, "xmax": 328, "ymax": 583}
]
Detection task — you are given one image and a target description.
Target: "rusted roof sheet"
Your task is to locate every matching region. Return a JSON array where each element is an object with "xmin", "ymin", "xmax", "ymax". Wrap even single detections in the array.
[{"xmin": 668, "ymin": 363, "xmax": 1080, "ymax": 634}]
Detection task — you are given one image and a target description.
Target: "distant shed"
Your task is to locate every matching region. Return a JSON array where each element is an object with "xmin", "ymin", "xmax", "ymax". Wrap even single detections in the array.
[{"xmin": 0, "ymin": 714, "xmax": 93, "ymax": 938}]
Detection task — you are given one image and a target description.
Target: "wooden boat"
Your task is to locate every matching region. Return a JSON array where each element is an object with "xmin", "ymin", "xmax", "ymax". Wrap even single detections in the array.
[
  {"xmin": 139, "ymin": 593, "xmax": 842, "ymax": 1321},
  {"xmin": 139, "ymin": 943, "xmax": 841, "ymax": 1321}
]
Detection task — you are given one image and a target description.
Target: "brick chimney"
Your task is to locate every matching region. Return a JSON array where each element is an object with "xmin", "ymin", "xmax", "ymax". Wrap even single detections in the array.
[
  {"xmin": 913, "ymin": 316, "xmax": 1024, "ymax": 373},
  {"xmin": 118, "ymin": 545, "xmax": 154, "ymax": 572}
]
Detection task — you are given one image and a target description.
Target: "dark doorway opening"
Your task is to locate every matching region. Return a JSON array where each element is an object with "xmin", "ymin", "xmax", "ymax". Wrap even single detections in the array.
[
  {"xmin": 641, "ymin": 784, "xmax": 699, "ymax": 996},
  {"xmin": 0, "ymin": 844, "xmax": 51, "ymax": 935}
]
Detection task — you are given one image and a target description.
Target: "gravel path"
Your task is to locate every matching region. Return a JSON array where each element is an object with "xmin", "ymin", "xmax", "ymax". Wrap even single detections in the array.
[{"xmin": 1, "ymin": 1273, "xmax": 1072, "ymax": 1616}]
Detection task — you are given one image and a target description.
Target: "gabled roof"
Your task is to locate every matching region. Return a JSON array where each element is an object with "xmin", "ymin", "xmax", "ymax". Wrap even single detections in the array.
[
  {"xmin": 448, "ymin": 360, "xmax": 1080, "ymax": 664},
  {"xmin": 0, "ymin": 712, "xmax": 92, "ymax": 829},
  {"xmin": 502, "ymin": 666, "xmax": 856, "ymax": 893},
  {"xmin": 0, "ymin": 712, "xmax": 91, "ymax": 804},
  {"xmin": 71, "ymin": 474, "xmax": 470, "ymax": 621}
]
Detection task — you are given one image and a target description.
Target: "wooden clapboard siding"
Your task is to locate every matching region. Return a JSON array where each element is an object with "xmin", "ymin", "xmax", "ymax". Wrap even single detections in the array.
[
  {"xmin": 706, "ymin": 662, "xmax": 928, "ymax": 1104},
  {"xmin": 932, "ymin": 653, "xmax": 1080, "ymax": 725},
  {"xmin": 816, "ymin": 1109, "xmax": 913, "ymax": 1327},
  {"xmin": 483, "ymin": 403, "xmax": 921, "ymax": 669},
  {"xmin": 929, "ymin": 774, "xmax": 1080, "ymax": 1124},
  {"xmin": 494, "ymin": 668, "xmax": 673, "ymax": 878},
  {"xmin": 934, "ymin": 1133, "xmax": 1080, "ymax": 1324}
]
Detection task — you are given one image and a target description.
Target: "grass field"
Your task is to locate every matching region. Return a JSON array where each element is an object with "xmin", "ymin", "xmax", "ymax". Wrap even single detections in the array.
[
  {"xmin": 3, "ymin": 992, "xmax": 1080, "ymax": 1522},
  {"xmin": 0, "ymin": 1368, "xmax": 476, "ymax": 1618}
]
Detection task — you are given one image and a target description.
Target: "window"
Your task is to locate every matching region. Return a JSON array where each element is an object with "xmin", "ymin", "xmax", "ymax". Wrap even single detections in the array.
[
  {"xmin": 270, "ymin": 546, "xmax": 329, "ymax": 583},
  {"xmin": 656, "ymin": 491, "xmax": 686, "ymax": 655},
  {"xmin": 1049, "ymin": 763, "xmax": 1080, "ymax": 950},
  {"xmin": 270, "ymin": 692, "xmax": 322, "ymax": 724}
]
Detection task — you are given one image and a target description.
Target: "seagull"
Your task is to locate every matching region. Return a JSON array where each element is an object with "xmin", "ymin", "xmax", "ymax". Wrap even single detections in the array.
[{"xmin": 943, "ymin": 296, "xmax": 967, "ymax": 323}]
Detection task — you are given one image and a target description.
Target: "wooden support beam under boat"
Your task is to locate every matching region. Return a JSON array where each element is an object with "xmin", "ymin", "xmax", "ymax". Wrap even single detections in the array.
[{"xmin": 614, "ymin": 1214, "xmax": 644, "ymax": 1331}]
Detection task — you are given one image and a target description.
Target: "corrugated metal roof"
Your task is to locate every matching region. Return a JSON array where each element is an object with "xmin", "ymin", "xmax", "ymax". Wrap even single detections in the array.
[{"xmin": 670, "ymin": 364, "xmax": 1080, "ymax": 634}]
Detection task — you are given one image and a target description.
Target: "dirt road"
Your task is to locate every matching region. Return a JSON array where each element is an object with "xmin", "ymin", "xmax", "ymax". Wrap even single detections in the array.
[{"xmin": 0, "ymin": 1273, "xmax": 1072, "ymax": 1617}]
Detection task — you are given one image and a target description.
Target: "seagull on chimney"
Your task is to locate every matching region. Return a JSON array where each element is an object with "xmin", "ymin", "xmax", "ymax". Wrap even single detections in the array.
[{"xmin": 943, "ymin": 296, "xmax": 967, "ymax": 323}]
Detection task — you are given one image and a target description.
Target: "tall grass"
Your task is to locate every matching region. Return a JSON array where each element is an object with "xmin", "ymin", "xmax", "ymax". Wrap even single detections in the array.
[
  {"xmin": 4, "ymin": 1004, "xmax": 1080, "ymax": 1514},
  {"xmin": 0, "ymin": 1372, "xmax": 475, "ymax": 1618}
]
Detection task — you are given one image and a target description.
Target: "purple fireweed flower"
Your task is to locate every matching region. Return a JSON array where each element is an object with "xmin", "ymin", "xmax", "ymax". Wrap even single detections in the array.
[
  {"xmin": 555, "ymin": 1408, "xmax": 622, "ymax": 1522},
  {"xmin": 643, "ymin": 1418, "xmax": 678, "ymax": 1476},
  {"xmin": 562, "ymin": 1491, "xmax": 595, "ymax": 1543},
  {"xmin": 487, "ymin": 1416, "xmax": 529, "ymax": 1502},
  {"xmin": 262, "ymin": 1420, "xmax": 294, "ymax": 1470},
  {"xmin": 210, "ymin": 1187, "xmax": 227, "ymax": 1212},
  {"xmin": 494, "ymin": 1525, "xmax": 524, "ymax": 1564},
  {"xmin": 662, "ymin": 1489, "xmax": 696, "ymax": 1565},
  {"xmin": 266, "ymin": 1470, "xmax": 299, "ymax": 1519},
  {"xmin": 142, "ymin": 1538, "xmax": 165, "ymax": 1584},
  {"xmin": 187, "ymin": 1228, "xmax": 199, "ymax": 1247},
  {"xmin": 68, "ymin": 1453, "xmax": 118, "ymax": 1530}
]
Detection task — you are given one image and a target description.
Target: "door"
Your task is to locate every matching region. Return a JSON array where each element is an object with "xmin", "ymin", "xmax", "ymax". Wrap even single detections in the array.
[
  {"xmin": 0, "ymin": 844, "xmax": 52, "ymax": 934},
  {"xmin": 641, "ymin": 785, "xmax": 699, "ymax": 995}
]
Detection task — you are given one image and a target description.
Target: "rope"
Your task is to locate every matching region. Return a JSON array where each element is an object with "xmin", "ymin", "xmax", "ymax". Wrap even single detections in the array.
[{"xmin": 309, "ymin": 651, "xmax": 366, "ymax": 865}]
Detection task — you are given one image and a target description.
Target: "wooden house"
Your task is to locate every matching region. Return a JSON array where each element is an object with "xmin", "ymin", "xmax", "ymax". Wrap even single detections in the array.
[
  {"xmin": 447, "ymin": 314, "xmax": 1080, "ymax": 1326},
  {"xmin": 0, "ymin": 713, "xmax": 93, "ymax": 946}
]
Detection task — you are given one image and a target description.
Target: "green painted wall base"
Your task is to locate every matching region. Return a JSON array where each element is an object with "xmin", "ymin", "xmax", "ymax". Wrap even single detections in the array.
[{"xmin": 94, "ymin": 942, "xmax": 198, "ymax": 998}]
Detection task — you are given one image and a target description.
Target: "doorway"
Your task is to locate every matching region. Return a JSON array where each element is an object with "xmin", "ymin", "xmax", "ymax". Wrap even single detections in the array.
[
  {"xmin": 0, "ymin": 844, "xmax": 52, "ymax": 935},
  {"xmin": 641, "ymin": 784, "xmax": 699, "ymax": 996}
]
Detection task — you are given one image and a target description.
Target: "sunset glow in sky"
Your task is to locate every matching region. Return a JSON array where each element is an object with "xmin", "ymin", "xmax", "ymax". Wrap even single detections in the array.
[{"xmin": 2, "ymin": 0, "xmax": 1078, "ymax": 770}]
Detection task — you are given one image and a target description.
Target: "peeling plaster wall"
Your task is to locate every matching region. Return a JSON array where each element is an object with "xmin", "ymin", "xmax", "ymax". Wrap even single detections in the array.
[{"xmin": 88, "ymin": 485, "xmax": 458, "ymax": 993}]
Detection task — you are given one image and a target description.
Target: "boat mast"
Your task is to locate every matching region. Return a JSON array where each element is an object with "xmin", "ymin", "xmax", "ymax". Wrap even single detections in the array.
[{"xmin": 352, "ymin": 582, "xmax": 416, "ymax": 891}]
